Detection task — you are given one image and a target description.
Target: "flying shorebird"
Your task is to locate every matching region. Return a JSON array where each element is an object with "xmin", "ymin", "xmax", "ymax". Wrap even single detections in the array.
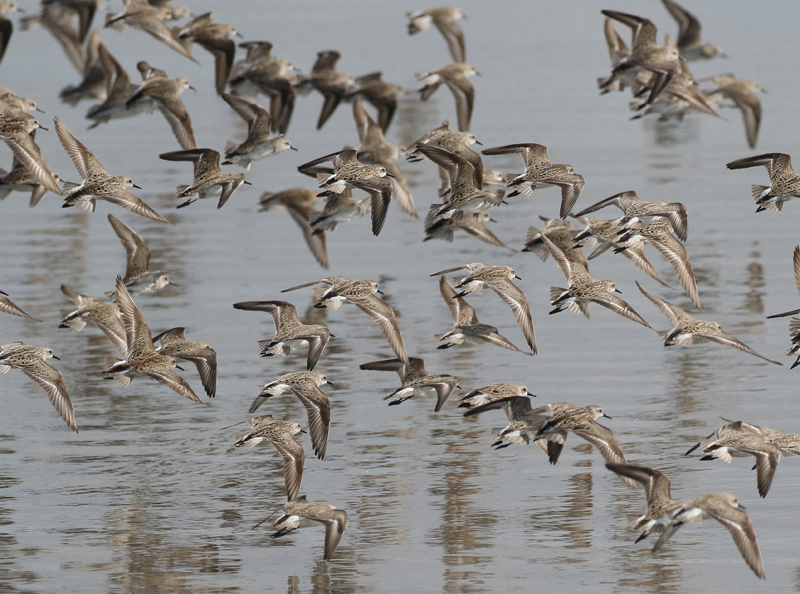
[
  {"xmin": 59, "ymin": 284, "xmax": 127, "ymax": 354},
  {"xmin": 703, "ymin": 74, "xmax": 764, "ymax": 149},
  {"xmin": 600, "ymin": 10, "xmax": 681, "ymax": 106},
  {"xmin": 258, "ymin": 188, "xmax": 328, "ymax": 269},
  {"xmin": 416, "ymin": 62, "xmax": 476, "ymax": 132},
  {"xmin": 0, "ymin": 2, "xmax": 21, "ymax": 68},
  {"xmin": 107, "ymin": 214, "xmax": 174, "ymax": 292},
  {"xmin": 637, "ymin": 281, "xmax": 781, "ymax": 364},
  {"xmin": 726, "ymin": 153, "xmax": 800, "ymax": 213},
  {"xmin": 308, "ymin": 186, "xmax": 371, "ymax": 236},
  {"xmin": 522, "ymin": 216, "xmax": 588, "ymax": 268},
  {"xmin": 104, "ymin": 1, "xmax": 197, "ymax": 63},
  {"xmin": 103, "ymin": 277, "xmax": 202, "ymax": 403},
  {"xmin": 416, "ymin": 144, "xmax": 504, "ymax": 222},
  {"xmin": 0, "ymin": 289, "xmax": 39, "ymax": 321},
  {"xmin": 346, "ymin": 72, "xmax": 404, "ymax": 133},
  {"xmin": 152, "ymin": 327, "xmax": 217, "ymax": 399},
  {"xmin": 406, "ymin": 6, "xmax": 466, "ymax": 63},
  {"xmin": 234, "ymin": 415, "xmax": 305, "ymax": 501},
  {"xmin": 298, "ymin": 148, "xmax": 394, "ymax": 236},
  {"xmin": 574, "ymin": 190, "xmax": 688, "ymax": 241},
  {"xmin": 0, "ymin": 112, "xmax": 62, "ymax": 196},
  {"xmin": 270, "ymin": 496, "xmax": 348, "ymax": 561},
  {"xmin": 606, "ymin": 219, "xmax": 701, "ymax": 310},
  {"xmin": 352, "ymin": 98, "xmax": 416, "ymax": 218},
  {"xmin": 606, "ymin": 463, "xmax": 766, "ymax": 579},
  {"xmin": 572, "ymin": 216, "xmax": 671, "ymax": 287},
  {"xmin": 159, "ymin": 148, "xmax": 248, "ymax": 209},
  {"xmin": 541, "ymin": 236, "xmax": 651, "ymax": 328},
  {"xmin": 126, "ymin": 64, "xmax": 197, "ymax": 150},
  {"xmin": 300, "ymin": 50, "xmax": 354, "ymax": 130},
  {"xmin": 85, "ymin": 47, "xmax": 155, "ymax": 128},
  {"xmin": 220, "ymin": 93, "xmax": 295, "ymax": 170},
  {"xmin": 54, "ymin": 116, "xmax": 168, "ymax": 222},
  {"xmin": 0, "ymin": 341, "xmax": 77, "ymax": 432},
  {"xmin": 59, "ymin": 30, "xmax": 107, "ymax": 106},
  {"xmin": 0, "ymin": 150, "xmax": 61, "ymax": 208},
  {"xmin": 424, "ymin": 209, "xmax": 512, "ymax": 251},
  {"xmin": 766, "ymin": 247, "xmax": 800, "ymax": 367},
  {"xmin": 281, "ymin": 276, "xmax": 409, "ymax": 365},
  {"xmin": 251, "ymin": 371, "xmax": 332, "ymax": 460},
  {"xmin": 232, "ymin": 300, "xmax": 331, "ymax": 371},
  {"xmin": 435, "ymin": 276, "xmax": 530, "ymax": 354},
  {"xmin": 177, "ymin": 12, "xmax": 238, "ymax": 95},
  {"xmin": 661, "ymin": 0, "xmax": 724, "ymax": 61},
  {"xmin": 359, "ymin": 357, "xmax": 459, "ymax": 412},
  {"xmin": 461, "ymin": 390, "xmax": 552, "ymax": 451},
  {"xmin": 481, "ymin": 143, "xmax": 585, "ymax": 219},
  {"xmin": 430, "ymin": 262, "xmax": 537, "ymax": 352},
  {"xmin": 406, "ymin": 121, "xmax": 482, "ymax": 195}
]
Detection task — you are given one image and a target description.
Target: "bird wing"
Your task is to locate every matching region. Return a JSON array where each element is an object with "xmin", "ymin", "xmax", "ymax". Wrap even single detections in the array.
[
  {"xmin": 439, "ymin": 275, "xmax": 478, "ymax": 325},
  {"xmin": 293, "ymin": 384, "xmax": 330, "ymax": 460},
  {"xmin": 702, "ymin": 329, "xmax": 782, "ymax": 365},
  {"xmin": 108, "ymin": 214, "xmax": 152, "ymax": 282},
  {"xmin": 269, "ymin": 432, "xmax": 305, "ymax": 501},
  {"xmin": 488, "ymin": 279, "xmax": 537, "ymax": 353},
  {"xmin": 114, "ymin": 276, "xmax": 154, "ymax": 357},
  {"xmin": 350, "ymin": 293, "xmax": 409, "ymax": 365},
  {"xmin": 105, "ymin": 190, "xmax": 170, "ymax": 223},
  {"xmin": 590, "ymin": 292, "xmax": 651, "ymax": 328},
  {"xmin": 143, "ymin": 367, "xmax": 203, "ymax": 403},
  {"xmin": 636, "ymin": 281, "xmax": 692, "ymax": 326},
  {"xmin": 22, "ymin": 359, "xmax": 78, "ymax": 433}
]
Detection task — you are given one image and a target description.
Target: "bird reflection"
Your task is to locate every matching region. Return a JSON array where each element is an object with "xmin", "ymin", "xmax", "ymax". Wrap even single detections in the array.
[{"xmin": 739, "ymin": 245, "xmax": 765, "ymax": 317}]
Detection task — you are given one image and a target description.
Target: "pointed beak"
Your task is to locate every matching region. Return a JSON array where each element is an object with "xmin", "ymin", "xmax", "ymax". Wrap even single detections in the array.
[
  {"xmin": 132, "ymin": 184, "xmax": 142, "ymax": 189},
  {"xmin": 243, "ymin": 180, "xmax": 252, "ymax": 185},
  {"xmin": 52, "ymin": 355, "xmax": 61, "ymax": 360},
  {"xmin": 475, "ymin": 71, "xmax": 481, "ymax": 76},
  {"xmin": 760, "ymin": 88, "xmax": 768, "ymax": 94},
  {"xmin": 176, "ymin": 365, "xmax": 185, "ymax": 371},
  {"xmin": 514, "ymin": 275, "xmax": 522, "ymax": 280},
  {"xmin": 35, "ymin": 107, "xmax": 45, "ymax": 114},
  {"xmin": 738, "ymin": 503, "xmax": 746, "ymax": 510},
  {"xmin": 384, "ymin": 172, "xmax": 395, "ymax": 178},
  {"xmin": 188, "ymin": 86, "xmax": 196, "ymax": 92},
  {"xmin": 376, "ymin": 289, "xmax": 384, "ymax": 295},
  {"xmin": 38, "ymin": 124, "xmax": 48, "ymax": 131},
  {"xmin": 326, "ymin": 381, "xmax": 335, "ymax": 388},
  {"xmin": 615, "ymin": 289, "xmax": 622, "ymax": 294},
  {"xmin": 299, "ymin": 429, "xmax": 307, "ymax": 434},
  {"xmin": 290, "ymin": 146, "xmax": 298, "ymax": 151},
  {"xmin": 474, "ymin": 140, "xmax": 483, "ymax": 145},
  {"xmin": 603, "ymin": 414, "xmax": 612, "ymax": 419},
  {"xmin": 168, "ymin": 281, "xmax": 178, "ymax": 287},
  {"xmin": 489, "ymin": 218, "xmax": 497, "ymax": 223}
]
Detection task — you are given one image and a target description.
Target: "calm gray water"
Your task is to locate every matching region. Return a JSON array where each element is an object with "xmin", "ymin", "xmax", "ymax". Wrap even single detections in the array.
[{"xmin": 2, "ymin": 0, "xmax": 800, "ymax": 592}]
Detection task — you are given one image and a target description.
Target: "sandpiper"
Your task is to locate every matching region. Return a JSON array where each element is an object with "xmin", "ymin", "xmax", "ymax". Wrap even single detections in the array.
[
  {"xmin": 424, "ymin": 209, "xmax": 512, "ymax": 251},
  {"xmin": 0, "ymin": 150, "xmax": 60, "ymax": 207},
  {"xmin": 574, "ymin": 190, "xmax": 688, "ymax": 241},
  {"xmin": 406, "ymin": 6, "xmax": 466, "ymax": 63},
  {"xmin": 694, "ymin": 432, "xmax": 782, "ymax": 498},
  {"xmin": 220, "ymin": 93, "xmax": 295, "ymax": 170},
  {"xmin": 282, "ymin": 276, "xmax": 409, "ymax": 365},
  {"xmin": 352, "ymin": 98, "xmax": 416, "ymax": 218},
  {"xmin": 417, "ymin": 145, "xmax": 504, "ymax": 221},
  {"xmin": 541, "ymin": 236, "xmax": 651, "ymax": 327},
  {"xmin": 523, "ymin": 216, "xmax": 588, "ymax": 269},
  {"xmin": 346, "ymin": 72, "xmax": 404, "ymax": 133},
  {"xmin": 299, "ymin": 149, "xmax": 394, "ymax": 236},
  {"xmin": 126, "ymin": 65, "xmax": 197, "ymax": 150},
  {"xmin": 258, "ymin": 188, "xmax": 328, "ymax": 269},
  {"xmin": 416, "ymin": 62, "xmax": 476, "ymax": 132},
  {"xmin": 300, "ymin": 50, "xmax": 354, "ymax": 130},
  {"xmin": 159, "ymin": 148, "xmax": 248, "ymax": 209},
  {"xmin": 152, "ymin": 327, "xmax": 217, "ymax": 398},
  {"xmin": 59, "ymin": 30, "xmax": 108, "ymax": 106},
  {"xmin": 766, "ymin": 247, "xmax": 800, "ymax": 366},
  {"xmin": 726, "ymin": 153, "xmax": 800, "ymax": 213},
  {"xmin": 270, "ymin": 496, "xmax": 348, "ymax": 561},
  {"xmin": 359, "ymin": 357, "xmax": 459, "ymax": 412},
  {"xmin": 105, "ymin": 1, "xmax": 197, "ymax": 62},
  {"xmin": 435, "ymin": 276, "xmax": 529, "ymax": 354},
  {"xmin": 252, "ymin": 371, "xmax": 332, "ymax": 460},
  {"xmin": 430, "ymin": 262, "xmax": 537, "ymax": 352},
  {"xmin": 103, "ymin": 277, "xmax": 202, "ymax": 402},
  {"xmin": 54, "ymin": 116, "xmax": 169, "ymax": 222},
  {"xmin": 0, "ymin": 289, "xmax": 39, "ymax": 321},
  {"xmin": 232, "ymin": 300, "xmax": 331, "ymax": 371},
  {"xmin": 234, "ymin": 415, "xmax": 305, "ymax": 501},
  {"xmin": 637, "ymin": 281, "xmax": 780, "ymax": 364},
  {"xmin": 0, "ymin": 111, "xmax": 62, "ymax": 196},
  {"xmin": 703, "ymin": 74, "xmax": 764, "ymax": 149},
  {"xmin": 177, "ymin": 12, "xmax": 238, "ymax": 95},
  {"xmin": 59, "ymin": 284, "xmax": 127, "ymax": 354},
  {"xmin": 308, "ymin": 187, "xmax": 371, "ymax": 236},
  {"xmin": 0, "ymin": 342, "xmax": 77, "ymax": 432},
  {"xmin": 481, "ymin": 143, "xmax": 585, "ymax": 219},
  {"xmin": 107, "ymin": 214, "xmax": 174, "ymax": 292},
  {"xmin": 406, "ymin": 122, "xmax": 482, "ymax": 195},
  {"xmin": 661, "ymin": 0, "xmax": 723, "ymax": 61},
  {"xmin": 606, "ymin": 464, "xmax": 765, "ymax": 579}
]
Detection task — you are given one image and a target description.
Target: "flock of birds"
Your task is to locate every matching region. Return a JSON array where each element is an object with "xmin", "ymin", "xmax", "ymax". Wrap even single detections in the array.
[{"xmin": 1, "ymin": 0, "xmax": 799, "ymax": 580}]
